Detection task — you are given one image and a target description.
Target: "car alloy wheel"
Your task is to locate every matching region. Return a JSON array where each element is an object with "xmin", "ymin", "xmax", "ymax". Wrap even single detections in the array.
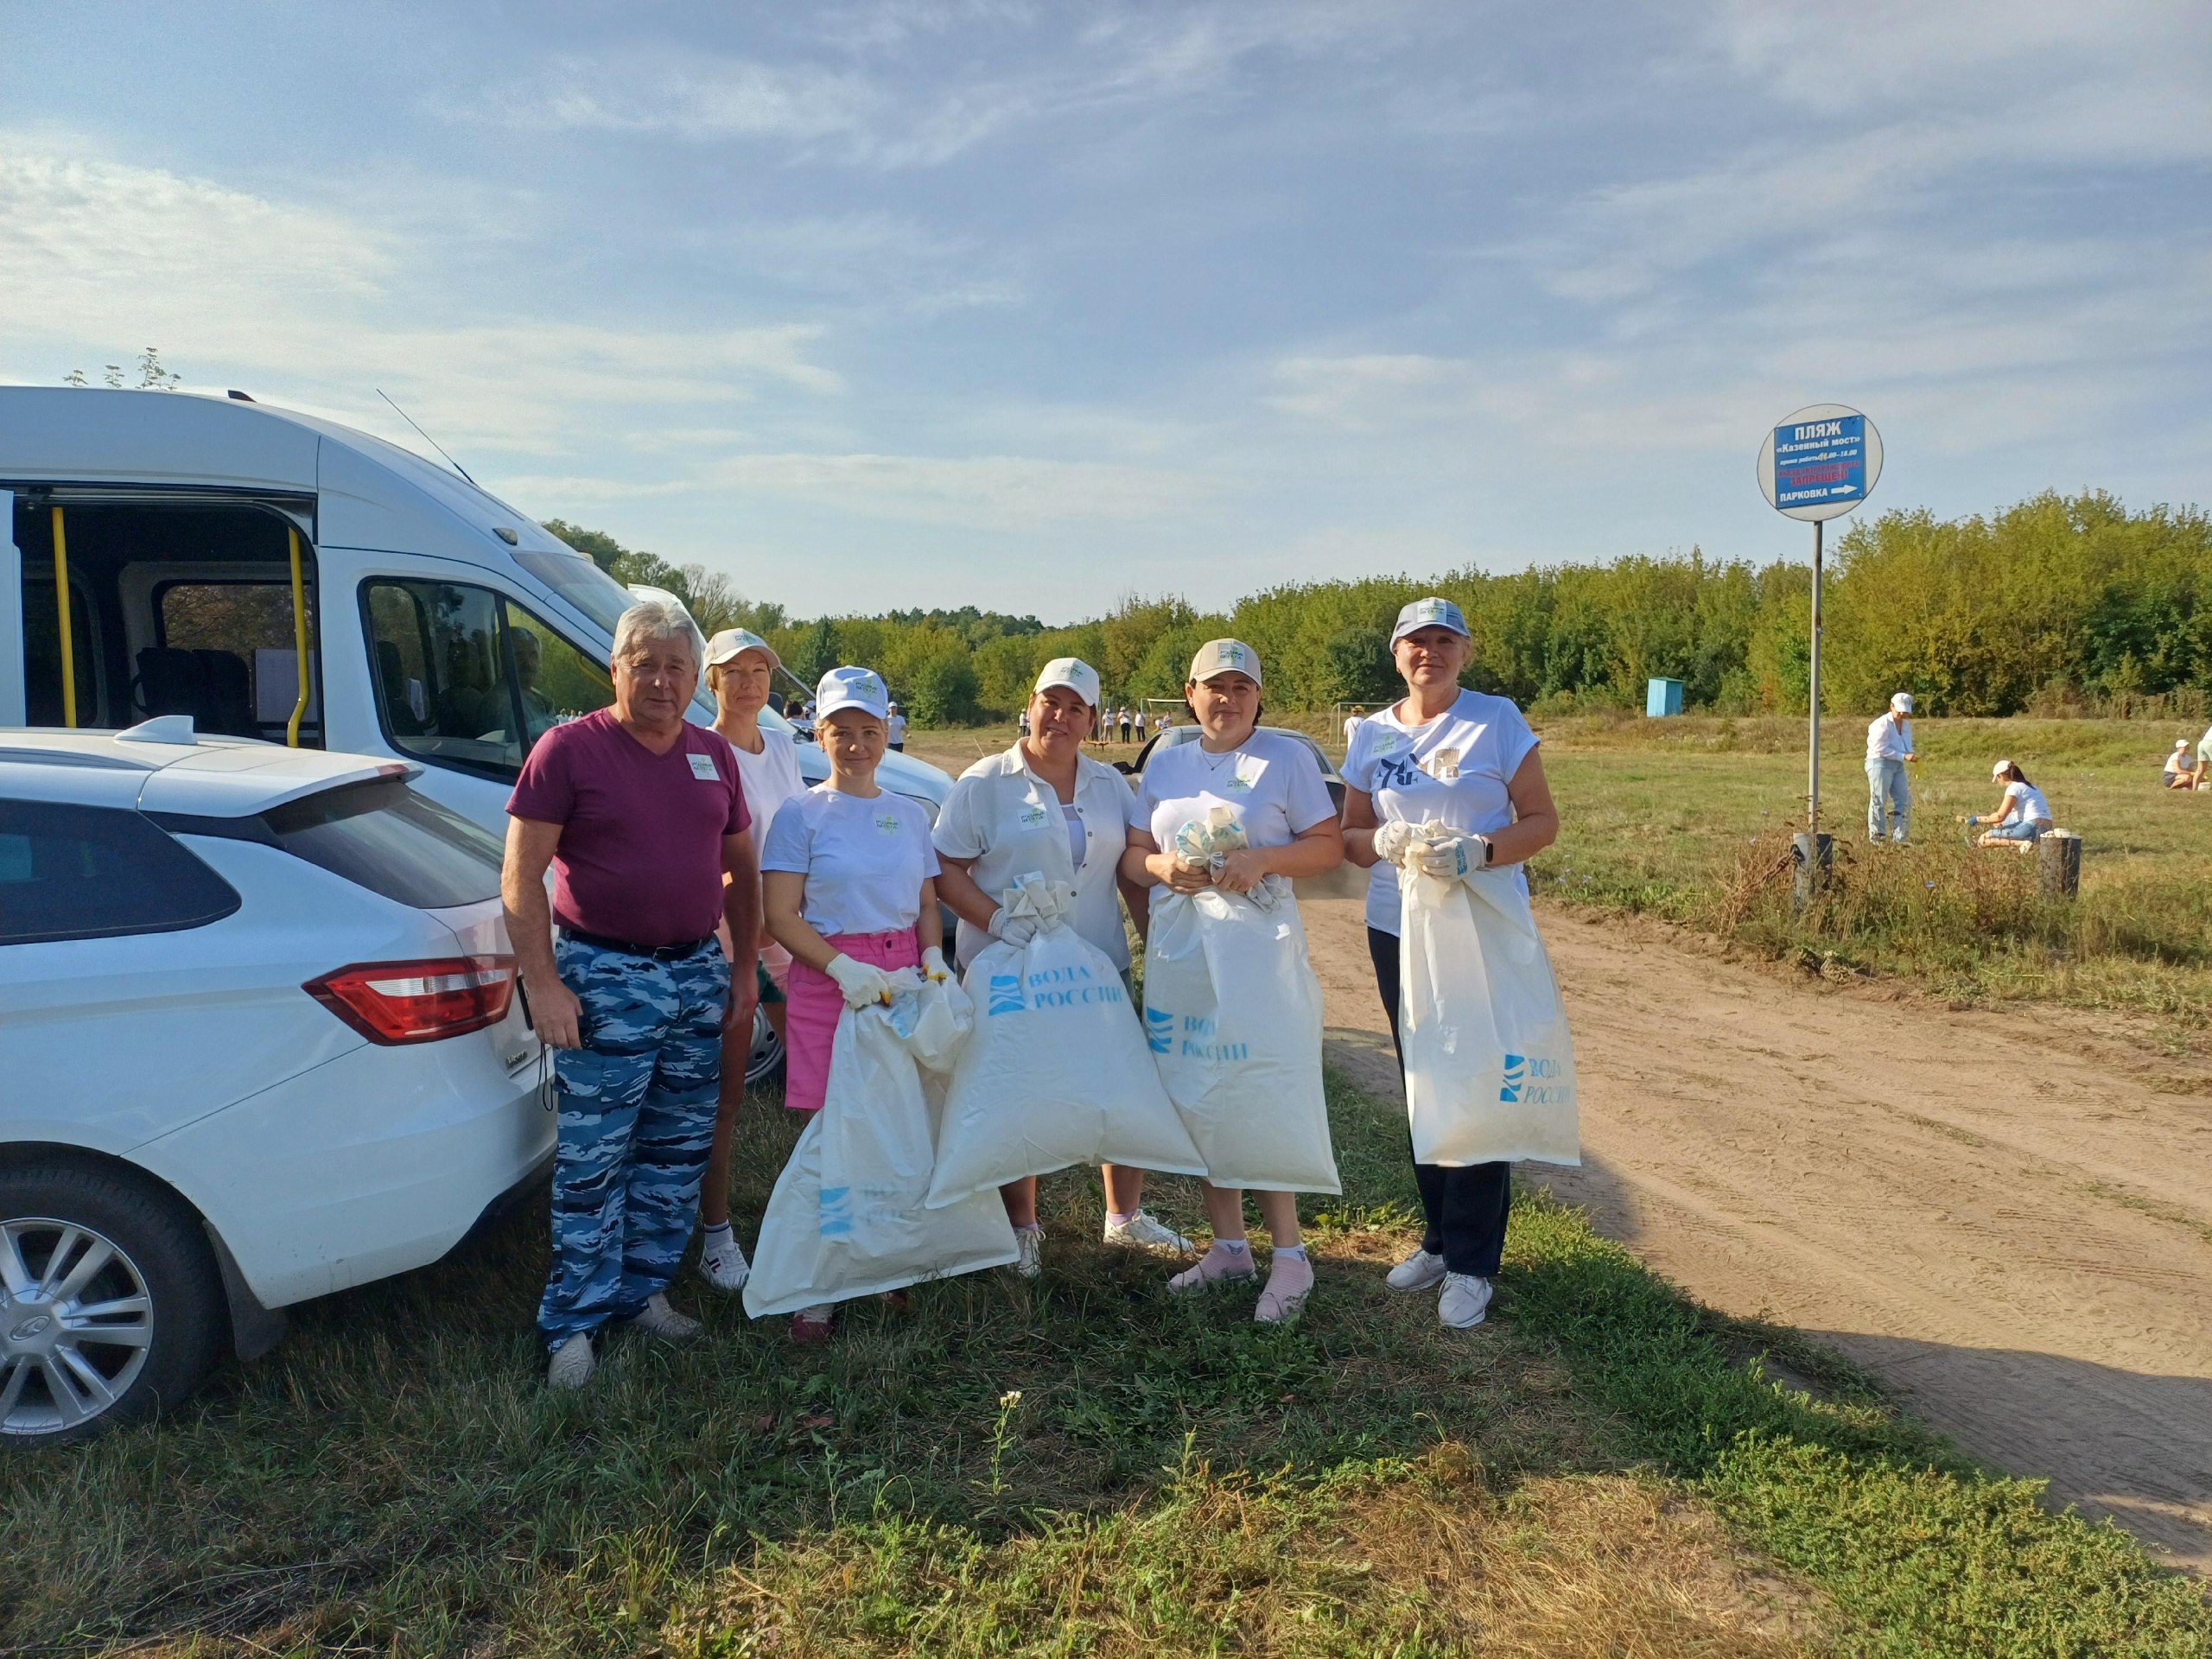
[
  {"xmin": 744, "ymin": 1003, "xmax": 785, "ymax": 1088},
  {"xmin": 1, "ymin": 1217, "xmax": 155, "ymax": 1436}
]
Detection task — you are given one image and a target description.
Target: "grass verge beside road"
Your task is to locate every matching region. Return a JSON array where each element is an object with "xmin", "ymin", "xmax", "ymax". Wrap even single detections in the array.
[{"xmin": 7, "ymin": 1067, "xmax": 2205, "ymax": 1654}]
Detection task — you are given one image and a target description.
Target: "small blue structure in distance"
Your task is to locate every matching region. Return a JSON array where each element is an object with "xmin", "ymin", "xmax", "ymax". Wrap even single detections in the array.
[{"xmin": 1645, "ymin": 677, "xmax": 1684, "ymax": 717}]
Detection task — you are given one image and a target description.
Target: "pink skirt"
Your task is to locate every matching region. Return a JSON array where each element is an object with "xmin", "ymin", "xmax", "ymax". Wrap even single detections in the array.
[{"xmin": 783, "ymin": 930, "xmax": 920, "ymax": 1113}]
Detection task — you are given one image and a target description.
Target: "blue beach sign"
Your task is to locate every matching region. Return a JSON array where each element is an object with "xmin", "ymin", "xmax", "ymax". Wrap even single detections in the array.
[{"xmin": 1756, "ymin": 402, "xmax": 1883, "ymax": 524}]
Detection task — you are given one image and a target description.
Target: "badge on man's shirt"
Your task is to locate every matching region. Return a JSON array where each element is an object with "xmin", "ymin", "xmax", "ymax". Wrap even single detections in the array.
[{"xmin": 688, "ymin": 753, "xmax": 720, "ymax": 781}]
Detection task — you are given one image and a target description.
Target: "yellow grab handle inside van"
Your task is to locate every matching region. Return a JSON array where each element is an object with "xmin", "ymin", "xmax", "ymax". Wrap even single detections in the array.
[
  {"xmin": 286, "ymin": 525, "xmax": 309, "ymax": 747},
  {"xmin": 51, "ymin": 505, "xmax": 75, "ymax": 728}
]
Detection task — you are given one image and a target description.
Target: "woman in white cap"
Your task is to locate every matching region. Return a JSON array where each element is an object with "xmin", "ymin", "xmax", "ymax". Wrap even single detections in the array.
[
  {"xmin": 1866, "ymin": 692, "xmax": 1916, "ymax": 844},
  {"xmin": 1967, "ymin": 760, "xmax": 2053, "ymax": 847},
  {"xmin": 1121, "ymin": 639, "xmax": 1344, "ymax": 1320},
  {"xmin": 933, "ymin": 657, "xmax": 1194, "ymax": 1277},
  {"xmin": 2164, "ymin": 739, "xmax": 2201, "ymax": 790},
  {"xmin": 691, "ymin": 628, "xmax": 807, "ymax": 1293},
  {"xmin": 761, "ymin": 665, "xmax": 948, "ymax": 1338},
  {"xmin": 1340, "ymin": 597, "xmax": 1559, "ymax": 1330}
]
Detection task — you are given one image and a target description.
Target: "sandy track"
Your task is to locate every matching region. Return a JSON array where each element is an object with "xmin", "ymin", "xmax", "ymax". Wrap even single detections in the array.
[{"xmin": 1302, "ymin": 893, "xmax": 2212, "ymax": 1569}]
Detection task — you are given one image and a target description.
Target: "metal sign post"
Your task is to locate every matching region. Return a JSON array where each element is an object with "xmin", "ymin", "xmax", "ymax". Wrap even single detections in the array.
[{"xmin": 1757, "ymin": 404, "xmax": 1882, "ymax": 897}]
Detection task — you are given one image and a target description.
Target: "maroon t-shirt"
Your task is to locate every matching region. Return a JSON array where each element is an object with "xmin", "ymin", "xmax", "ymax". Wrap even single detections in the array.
[{"xmin": 506, "ymin": 709, "xmax": 748, "ymax": 947}]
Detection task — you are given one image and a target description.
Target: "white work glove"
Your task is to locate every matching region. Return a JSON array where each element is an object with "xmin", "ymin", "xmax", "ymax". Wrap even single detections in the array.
[
  {"xmin": 1371, "ymin": 819, "xmax": 1422, "ymax": 868},
  {"xmin": 987, "ymin": 906, "xmax": 1039, "ymax": 947},
  {"xmin": 1410, "ymin": 830, "xmax": 1492, "ymax": 881},
  {"xmin": 920, "ymin": 945, "xmax": 950, "ymax": 982},
  {"xmin": 824, "ymin": 953, "xmax": 893, "ymax": 1009}
]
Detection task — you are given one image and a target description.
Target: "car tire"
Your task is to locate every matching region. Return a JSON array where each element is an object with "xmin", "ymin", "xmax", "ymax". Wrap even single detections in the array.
[
  {"xmin": 0, "ymin": 1164, "xmax": 226, "ymax": 1443},
  {"xmin": 743, "ymin": 1004, "xmax": 785, "ymax": 1088}
]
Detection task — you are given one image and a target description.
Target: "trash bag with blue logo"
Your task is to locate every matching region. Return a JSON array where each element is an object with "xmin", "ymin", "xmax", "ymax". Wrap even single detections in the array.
[
  {"xmin": 1143, "ymin": 879, "xmax": 1342, "ymax": 1194},
  {"xmin": 745, "ymin": 968, "xmax": 1019, "ymax": 1317},
  {"xmin": 927, "ymin": 874, "xmax": 1205, "ymax": 1208},
  {"xmin": 1400, "ymin": 832, "xmax": 1580, "ymax": 1167}
]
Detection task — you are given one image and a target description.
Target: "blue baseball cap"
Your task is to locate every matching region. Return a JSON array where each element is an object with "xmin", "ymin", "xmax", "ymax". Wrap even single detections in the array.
[{"xmin": 1391, "ymin": 596, "xmax": 1470, "ymax": 645}]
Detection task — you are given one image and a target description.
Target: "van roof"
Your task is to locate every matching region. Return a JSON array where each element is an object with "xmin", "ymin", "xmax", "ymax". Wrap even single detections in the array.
[
  {"xmin": 0, "ymin": 727, "xmax": 414, "ymax": 817},
  {"xmin": 0, "ymin": 386, "xmax": 581, "ymax": 567}
]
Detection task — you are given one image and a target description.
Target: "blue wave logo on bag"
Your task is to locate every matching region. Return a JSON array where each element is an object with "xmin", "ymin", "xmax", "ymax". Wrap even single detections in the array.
[
  {"xmin": 1144, "ymin": 1007, "xmax": 1173, "ymax": 1053},
  {"xmin": 988, "ymin": 975, "xmax": 1026, "ymax": 1017},
  {"xmin": 1499, "ymin": 1054, "xmax": 1526, "ymax": 1103},
  {"xmin": 819, "ymin": 1185, "xmax": 853, "ymax": 1237}
]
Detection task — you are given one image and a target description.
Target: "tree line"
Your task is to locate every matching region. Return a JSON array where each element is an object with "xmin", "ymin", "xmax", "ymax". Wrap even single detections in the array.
[{"xmin": 543, "ymin": 491, "xmax": 2210, "ymax": 726}]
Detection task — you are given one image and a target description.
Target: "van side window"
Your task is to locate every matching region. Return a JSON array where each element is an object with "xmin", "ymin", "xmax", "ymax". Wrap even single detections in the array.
[
  {"xmin": 156, "ymin": 581, "xmax": 321, "ymax": 742},
  {"xmin": 361, "ymin": 581, "xmax": 612, "ymax": 782}
]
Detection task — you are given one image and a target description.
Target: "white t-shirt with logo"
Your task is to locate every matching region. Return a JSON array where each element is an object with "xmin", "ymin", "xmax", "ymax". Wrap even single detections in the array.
[
  {"xmin": 2003, "ymin": 780, "xmax": 2052, "ymax": 823},
  {"xmin": 761, "ymin": 785, "xmax": 940, "ymax": 938},
  {"xmin": 1344, "ymin": 690, "xmax": 1540, "ymax": 935},
  {"xmin": 933, "ymin": 745, "xmax": 1142, "ymax": 971},
  {"xmin": 729, "ymin": 728, "xmax": 805, "ymax": 846},
  {"xmin": 1136, "ymin": 729, "xmax": 1337, "ymax": 917}
]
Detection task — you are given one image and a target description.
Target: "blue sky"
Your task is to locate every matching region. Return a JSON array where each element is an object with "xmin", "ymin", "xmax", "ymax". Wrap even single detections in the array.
[{"xmin": 3, "ymin": 2, "xmax": 2207, "ymax": 620}]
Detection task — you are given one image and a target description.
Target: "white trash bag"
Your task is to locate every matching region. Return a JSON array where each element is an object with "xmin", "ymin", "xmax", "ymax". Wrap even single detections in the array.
[
  {"xmin": 929, "ymin": 875, "xmax": 1206, "ymax": 1208},
  {"xmin": 1400, "ymin": 828, "xmax": 1580, "ymax": 1167},
  {"xmin": 1142, "ymin": 882, "xmax": 1342, "ymax": 1195},
  {"xmin": 744, "ymin": 969, "xmax": 1017, "ymax": 1318}
]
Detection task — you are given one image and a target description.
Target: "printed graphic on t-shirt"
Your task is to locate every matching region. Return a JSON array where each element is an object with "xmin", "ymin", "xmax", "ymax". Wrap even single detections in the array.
[
  {"xmin": 1425, "ymin": 747, "xmax": 1462, "ymax": 783},
  {"xmin": 874, "ymin": 811, "xmax": 901, "ymax": 835}
]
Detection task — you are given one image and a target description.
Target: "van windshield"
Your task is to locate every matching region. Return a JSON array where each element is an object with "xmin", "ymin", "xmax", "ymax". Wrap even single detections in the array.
[{"xmin": 512, "ymin": 547, "xmax": 637, "ymax": 638}]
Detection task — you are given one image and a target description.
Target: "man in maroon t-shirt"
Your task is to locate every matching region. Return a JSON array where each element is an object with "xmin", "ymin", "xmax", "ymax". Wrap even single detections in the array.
[{"xmin": 500, "ymin": 598, "xmax": 760, "ymax": 1389}]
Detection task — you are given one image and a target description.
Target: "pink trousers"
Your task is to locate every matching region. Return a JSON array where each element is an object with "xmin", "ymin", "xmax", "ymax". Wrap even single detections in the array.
[{"xmin": 782, "ymin": 929, "xmax": 920, "ymax": 1113}]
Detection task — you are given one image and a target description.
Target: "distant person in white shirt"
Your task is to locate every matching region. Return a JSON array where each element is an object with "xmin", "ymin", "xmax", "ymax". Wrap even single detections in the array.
[
  {"xmin": 1133, "ymin": 708, "xmax": 1147, "ymax": 742},
  {"xmin": 1865, "ymin": 692, "xmax": 1916, "ymax": 843},
  {"xmin": 2164, "ymin": 739, "xmax": 2202, "ymax": 791},
  {"xmin": 1969, "ymin": 760, "xmax": 2053, "ymax": 847},
  {"xmin": 1341, "ymin": 706, "xmax": 1365, "ymax": 754},
  {"xmin": 887, "ymin": 702, "xmax": 908, "ymax": 752}
]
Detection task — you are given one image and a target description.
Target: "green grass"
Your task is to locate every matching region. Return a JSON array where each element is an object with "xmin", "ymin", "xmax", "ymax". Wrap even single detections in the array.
[
  {"xmin": 6, "ymin": 1067, "xmax": 2204, "ymax": 1655},
  {"xmin": 1510, "ymin": 715, "xmax": 2212, "ymax": 1027}
]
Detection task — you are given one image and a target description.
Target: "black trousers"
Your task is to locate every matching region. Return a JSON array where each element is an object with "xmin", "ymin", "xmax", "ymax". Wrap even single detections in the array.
[{"xmin": 1368, "ymin": 925, "xmax": 1511, "ymax": 1277}]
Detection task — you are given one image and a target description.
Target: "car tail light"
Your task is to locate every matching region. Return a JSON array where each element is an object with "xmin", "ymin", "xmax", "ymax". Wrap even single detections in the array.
[{"xmin": 303, "ymin": 955, "xmax": 517, "ymax": 1045}]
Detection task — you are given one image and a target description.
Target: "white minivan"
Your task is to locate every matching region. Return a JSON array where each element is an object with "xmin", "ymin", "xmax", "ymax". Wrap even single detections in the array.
[{"xmin": 0, "ymin": 387, "xmax": 955, "ymax": 1070}]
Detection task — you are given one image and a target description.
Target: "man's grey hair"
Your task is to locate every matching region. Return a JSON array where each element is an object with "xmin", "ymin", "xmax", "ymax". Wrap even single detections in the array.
[{"xmin": 611, "ymin": 596, "xmax": 704, "ymax": 669}]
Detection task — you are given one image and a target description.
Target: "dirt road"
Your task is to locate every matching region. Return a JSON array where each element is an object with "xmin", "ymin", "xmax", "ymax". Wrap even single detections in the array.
[{"xmin": 1303, "ymin": 893, "xmax": 2212, "ymax": 1570}]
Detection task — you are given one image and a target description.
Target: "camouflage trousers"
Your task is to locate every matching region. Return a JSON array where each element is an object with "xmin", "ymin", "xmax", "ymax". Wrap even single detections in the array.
[{"xmin": 538, "ymin": 933, "xmax": 730, "ymax": 1349}]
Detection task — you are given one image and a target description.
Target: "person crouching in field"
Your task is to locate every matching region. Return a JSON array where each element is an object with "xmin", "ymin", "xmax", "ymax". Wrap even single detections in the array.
[
  {"xmin": 760, "ymin": 665, "xmax": 946, "ymax": 1341},
  {"xmin": 1866, "ymin": 691, "xmax": 1915, "ymax": 843},
  {"xmin": 502, "ymin": 598, "xmax": 760, "ymax": 1391},
  {"xmin": 1968, "ymin": 760, "xmax": 2053, "ymax": 848},
  {"xmin": 2166, "ymin": 740, "xmax": 2204, "ymax": 791}
]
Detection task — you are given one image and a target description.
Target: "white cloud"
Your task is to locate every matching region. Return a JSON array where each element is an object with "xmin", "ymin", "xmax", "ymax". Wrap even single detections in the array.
[{"xmin": 0, "ymin": 135, "xmax": 843, "ymax": 454}]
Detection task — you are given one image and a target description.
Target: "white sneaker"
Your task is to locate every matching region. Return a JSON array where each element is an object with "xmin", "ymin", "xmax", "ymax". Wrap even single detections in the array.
[
  {"xmin": 1103, "ymin": 1209, "xmax": 1195, "ymax": 1255},
  {"xmin": 1438, "ymin": 1272, "xmax": 1494, "ymax": 1330},
  {"xmin": 627, "ymin": 1292, "xmax": 702, "ymax": 1343},
  {"xmin": 1012, "ymin": 1224, "xmax": 1046, "ymax": 1280},
  {"xmin": 546, "ymin": 1332, "xmax": 595, "ymax": 1389},
  {"xmin": 699, "ymin": 1230, "xmax": 751, "ymax": 1293},
  {"xmin": 1385, "ymin": 1248, "xmax": 1447, "ymax": 1292}
]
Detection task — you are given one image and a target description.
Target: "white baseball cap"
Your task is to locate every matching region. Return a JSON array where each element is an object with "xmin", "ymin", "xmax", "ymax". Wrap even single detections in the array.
[
  {"xmin": 1890, "ymin": 691, "xmax": 1914, "ymax": 713},
  {"xmin": 1187, "ymin": 638, "xmax": 1262, "ymax": 687},
  {"xmin": 2177, "ymin": 739, "xmax": 2193, "ymax": 751},
  {"xmin": 1391, "ymin": 596, "xmax": 1471, "ymax": 645},
  {"xmin": 703, "ymin": 627, "xmax": 780, "ymax": 671},
  {"xmin": 1034, "ymin": 656, "xmax": 1102, "ymax": 707},
  {"xmin": 1992, "ymin": 758, "xmax": 2013, "ymax": 779},
  {"xmin": 815, "ymin": 664, "xmax": 890, "ymax": 721}
]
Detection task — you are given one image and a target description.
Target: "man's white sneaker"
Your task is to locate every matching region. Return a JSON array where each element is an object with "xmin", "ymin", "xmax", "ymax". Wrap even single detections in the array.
[
  {"xmin": 1385, "ymin": 1248, "xmax": 1447, "ymax": 1292},
  {"xmin": 1103, "ymin": 1209, "xmax": 1194, "ymax": 1255},
  {"xmin": 547, "ymin": 1332, "xmax": 596, "ymax": 1389},
  {"xmin": 1438, "ymin": 1272, "xmax": 1494, "ymax": 1330},
  {"xmin": 699, "ymin": 1231, "xmax": 751, "ymax": 1293},
  {"xmin": 1013, "ymin": 1224, "xmax": 1046, "ymax": 1280},
  {"xmin": 628, "ymin": 1292, "xmax": 702, "ymax": 1342}
]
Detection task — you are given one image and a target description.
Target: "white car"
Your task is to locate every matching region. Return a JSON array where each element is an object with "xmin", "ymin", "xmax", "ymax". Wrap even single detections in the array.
[{"xmin": 0, "ymin": 720, "xmax": 550, "ymax": 1440}]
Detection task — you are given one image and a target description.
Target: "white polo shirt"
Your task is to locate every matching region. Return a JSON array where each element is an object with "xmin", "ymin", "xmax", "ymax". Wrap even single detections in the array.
[
  {"xmin": 933, "ymin": 744, "xmax": 1142, "ymax": 971},
  {"xmin": 1866, "ymin": 714, "xmax": 1913, "ymax": 761},
  {"xmin": 1344, "ymin": 690, "xmax": 1539, "ymax": 935}
]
